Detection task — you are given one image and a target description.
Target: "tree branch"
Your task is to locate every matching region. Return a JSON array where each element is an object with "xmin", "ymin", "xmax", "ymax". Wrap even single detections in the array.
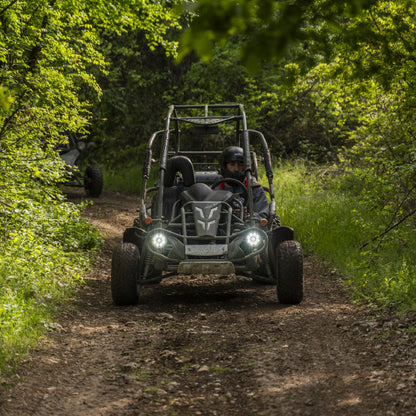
[
  {"xmin": 360, "ymin": 206, "xmax": 416, "ymax": 250},
  {"xmin": 0, "ymin": 0, "xmax": 19, "ymax": 17},
  {"xmin": 0, "ymin": 199, "xmax": 12, "ymax": 209}
]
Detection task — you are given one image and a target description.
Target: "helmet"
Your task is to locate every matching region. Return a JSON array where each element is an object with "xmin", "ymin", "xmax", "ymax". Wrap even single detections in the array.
[{"xmin": 220, "ymin": 146, "xmax": 245, "ymax": 181}]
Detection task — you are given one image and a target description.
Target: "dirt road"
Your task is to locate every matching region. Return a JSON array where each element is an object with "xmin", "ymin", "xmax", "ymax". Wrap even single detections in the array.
[{"xmin": 1, "ymin": 190, "xmax": 416, "ymax": 415}]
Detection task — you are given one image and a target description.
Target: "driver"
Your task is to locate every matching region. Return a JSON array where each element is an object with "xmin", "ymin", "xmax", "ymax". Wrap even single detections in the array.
[{"xmin": 217, "ymin": 146, "xmax": 269, "ymax": 219}]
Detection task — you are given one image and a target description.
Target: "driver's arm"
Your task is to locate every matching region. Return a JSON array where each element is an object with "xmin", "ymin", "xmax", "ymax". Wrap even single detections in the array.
[{"xmin": 252, "ymin": 185, "xmax": 269, "ymax": 219}]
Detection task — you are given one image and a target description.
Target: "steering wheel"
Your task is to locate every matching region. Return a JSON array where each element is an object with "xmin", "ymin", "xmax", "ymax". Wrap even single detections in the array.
[{"xmin": 210, "ymin": 178, "xmax": 248, "ymax": 206}]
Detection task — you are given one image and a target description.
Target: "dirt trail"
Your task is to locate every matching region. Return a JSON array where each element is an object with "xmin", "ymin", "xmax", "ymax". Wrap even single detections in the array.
[{"xmin": 1, "ymin": 190, "xmax": 416, "ymax": 416}]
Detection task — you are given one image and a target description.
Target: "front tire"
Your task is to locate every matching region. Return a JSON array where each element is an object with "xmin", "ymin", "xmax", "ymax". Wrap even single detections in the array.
[
  {"xmin": 276, "ymin": 240, "xmax": 303, "ymax": 304},
  {"xmin": 84, "ymin": 164, "xmax": 103, "ymax": 197},
  {"xmin": 111, "ymin": 243, "xmax": 139, "ymax": 305}
]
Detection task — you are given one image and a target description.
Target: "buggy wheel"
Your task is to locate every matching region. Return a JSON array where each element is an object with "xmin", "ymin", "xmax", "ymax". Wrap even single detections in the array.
[
  {"xmin": 84, "ymin": 164, "xmax": 103, "ymax": 197},
  {"xmin": 276, "ymin": 240, "xmax": 303, "ymax": 304},
  {"xmin": 111, "ymin": 242, "xmax": 139, "ymax": 305}
]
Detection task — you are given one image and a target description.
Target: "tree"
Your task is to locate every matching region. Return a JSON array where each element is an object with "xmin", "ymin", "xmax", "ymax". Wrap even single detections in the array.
[
  {"xmin": 337, "ymin": 2, "xmax": 416, "ymax": 231},
  {"xmin": 179, "ymin": 0, "xmax": 379, "ymax": 72}
]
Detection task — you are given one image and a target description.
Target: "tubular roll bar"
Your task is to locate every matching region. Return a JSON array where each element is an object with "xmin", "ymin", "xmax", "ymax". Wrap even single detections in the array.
[{"xmin": 139, "ymin": 104, "xmax": 276, "ymax": 225}]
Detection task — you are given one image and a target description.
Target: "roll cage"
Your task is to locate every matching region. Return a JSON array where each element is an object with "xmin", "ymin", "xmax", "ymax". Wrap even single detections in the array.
[{"xmin": 139, "ymin": 104, "xmax": 276, "ymax": 228}]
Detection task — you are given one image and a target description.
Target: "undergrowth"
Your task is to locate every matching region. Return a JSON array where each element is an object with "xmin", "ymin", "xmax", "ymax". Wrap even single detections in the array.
[
  {"xmin": 103, "ymin": 162, "xmax": 160, "ymax": 194},
  {"xmin": 0, "ymin": 193, "xmax": 101, "ymax": 381},
  {"xmin": 270, "ymin": 161, "xmax": 416, "ymax": 312},
  {"xmin": 104, "ymin": 163, "xmax": 142, "ymax": 193}
]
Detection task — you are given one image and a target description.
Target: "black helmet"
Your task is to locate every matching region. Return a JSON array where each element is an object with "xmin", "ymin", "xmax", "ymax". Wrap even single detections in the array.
[{"xmin": 220, "ymin": 146, "xmax": 245, "ymax": 181}]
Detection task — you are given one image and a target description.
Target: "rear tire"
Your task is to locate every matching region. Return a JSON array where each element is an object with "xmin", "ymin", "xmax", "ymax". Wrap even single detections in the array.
[
  {"xmin": 276, "ymin": 240, "xmax": 303, "ymax": 304},
  {"xmin": 84, "ymin": 164, "xmax": 103, "ymax": 197},
  {"xmin": 111, "ymin": 243, "xmax": 139, "ymax": 305}
]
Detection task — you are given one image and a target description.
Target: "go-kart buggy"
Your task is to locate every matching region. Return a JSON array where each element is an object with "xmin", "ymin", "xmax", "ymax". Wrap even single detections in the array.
[
  {"xmin": 111, "ymin": 104, "xmax": 303, "ymax": 305},
  {"xmin": 59, "ymin": 132, "xmax": 103, "ymax": 197}
]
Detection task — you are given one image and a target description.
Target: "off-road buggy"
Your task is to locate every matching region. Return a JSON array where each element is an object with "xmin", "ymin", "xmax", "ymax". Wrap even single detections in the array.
[
  {"xmin": 111, "ymin": 104, "xmax": 303, "ymax": 305},
  {"xmin": 59, "ymin": 132, "xmax": 104, "ymax": 197}
]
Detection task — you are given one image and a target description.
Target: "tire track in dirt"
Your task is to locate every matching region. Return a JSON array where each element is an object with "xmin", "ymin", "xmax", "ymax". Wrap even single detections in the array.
[{"xmin": 1, "ymin": 190, "xmax": 416, "ymax": 416}]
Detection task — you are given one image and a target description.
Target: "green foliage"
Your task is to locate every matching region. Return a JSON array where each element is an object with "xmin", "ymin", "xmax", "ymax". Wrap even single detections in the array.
[
  {"xmin": 173, "ymin": 41, "xmax": 250, "ymax": 104},
  {"xmin": 91, "ymin": 35, "xmax": 251, "ymax": 166},
  {"xmin": 90, "ymin": 34, "xmax": 180, "ymax": 168},
  {"xmin": 0, "ymin": 0, "xmax": 180, "ymax": 379},
  {"xmin": 244, "ymin": 60, "xmax": 370, "ymax": 162},
  {"xmin": 0, "ymin": 191, "xmax": 101, "ymax": 377},
  {"xmin": 175, "ymin": 0, "xmax": 416, "ymax": 170},
  {"xmin": 333, "ymin": 2, "xmax": 416, "ymax": 255},
  {"xmin": 104, "ymin": 163, "xmax": 143, "ymax": 194},
  {"xmin": 87, "ymin": 2, "xmax": 181, "ymax": 167},
  {"xmin": 272, "ymin": 161, "xmax": 416, "ymax": 311},
  {"xmin": 179, "ymin": 0, "xmax": 379, "ymax": 72}
]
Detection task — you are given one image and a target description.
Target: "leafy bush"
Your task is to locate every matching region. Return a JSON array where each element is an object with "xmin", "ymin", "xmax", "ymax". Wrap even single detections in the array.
[
  {"xmin": 0, "ymin": 190, "xmax": 101, "ymax": 379},
  {"xmin": 0, "ymin": 142, "xmax": 101, "ymax": 378}
]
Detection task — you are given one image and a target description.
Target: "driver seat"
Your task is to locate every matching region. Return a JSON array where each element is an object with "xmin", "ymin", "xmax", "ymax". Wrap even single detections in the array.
[
  {"xmin": 153, "ymin": 156, "xmax": 195, "ymax": 219},
  {"xmin": 164, "ymin": 156, "xmax": 195, "ymax": 187}
]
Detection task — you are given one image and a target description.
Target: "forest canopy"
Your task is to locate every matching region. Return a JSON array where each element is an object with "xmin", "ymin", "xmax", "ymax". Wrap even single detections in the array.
[{"xmin": 179, "ymin": 0, "xmax": 380, "ymax": 71}]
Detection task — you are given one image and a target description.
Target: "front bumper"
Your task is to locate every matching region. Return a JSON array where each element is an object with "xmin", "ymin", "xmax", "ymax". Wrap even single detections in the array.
[
  {"xmin": 126, "ymin": 199, "xmax": 271, "ymax": 278},
  {"xmin": 145, "ymin": 226, "xmax": 268, "ymax": 275}
]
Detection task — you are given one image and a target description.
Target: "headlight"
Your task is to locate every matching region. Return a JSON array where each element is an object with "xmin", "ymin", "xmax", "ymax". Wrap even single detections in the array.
[
  {"xmin": 246, "ymin": 231, "xmax": 261, "ymax": 247},
  {"xmin": 151, "ymin": 232, "xmax": 167, "ymax": 249}
]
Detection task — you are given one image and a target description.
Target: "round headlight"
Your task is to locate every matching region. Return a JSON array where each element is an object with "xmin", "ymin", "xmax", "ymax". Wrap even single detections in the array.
[
  {"xmin": 151, "ymin": 232, "xmax": 167, "ymax": 249},
  {"xmin": 246, "ymin": 231, "xmax": 261, "ymax": 247}
]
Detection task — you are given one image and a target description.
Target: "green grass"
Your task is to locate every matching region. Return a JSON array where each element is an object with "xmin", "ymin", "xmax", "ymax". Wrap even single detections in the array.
[
  {"xmin": 0, "ymin": 197, "xmax": 101, "ymax": 381},
  {"xmin": 269, "ymin": 161, "xmax": 416, "ymax": 311},
  {"xmin": 103, "ymin": 164, "xmax": 141, "ymax": 193},
  {"xmin": 103, "ymin": 162, "xmax": 159, "ymax": 194}
]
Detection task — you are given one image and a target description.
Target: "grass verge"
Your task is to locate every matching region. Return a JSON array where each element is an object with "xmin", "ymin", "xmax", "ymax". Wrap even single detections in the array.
[
  {"xmin": 103, "ymin": 161, "xmax": 159, "ymax": 194},
  {"xmin": 0, "ymin": 196, "xmax": 101, "ymax": 381},
  {"xmin": 103, "ymin": 164, "xmax": 142, "ymax": 194},
  {"xmin": 271, "ymin": 161, "xmax": 416, "ymax": 312}
]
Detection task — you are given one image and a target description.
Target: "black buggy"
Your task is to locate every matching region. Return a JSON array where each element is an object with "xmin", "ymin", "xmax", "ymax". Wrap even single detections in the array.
[
  {"xmin": 111, "ymin": 104, "xmax": 303, "ymax": 305},
  {"xmin": 59, "ymin": 132, "xmax": 103, "ymax": 197}
]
